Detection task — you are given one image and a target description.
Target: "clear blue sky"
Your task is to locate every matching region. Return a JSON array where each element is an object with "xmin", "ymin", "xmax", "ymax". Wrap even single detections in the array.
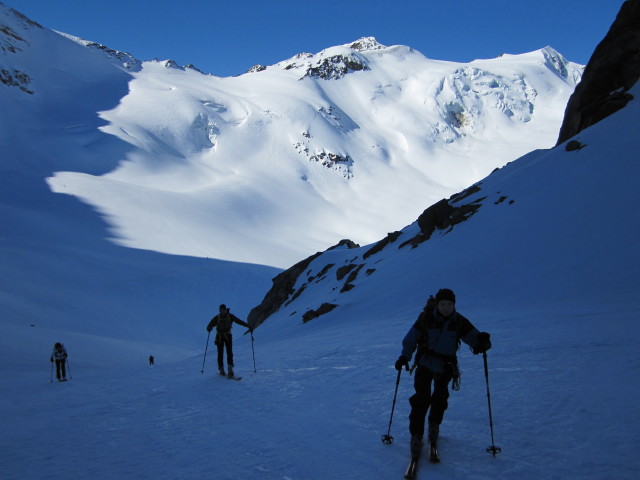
[{"xmin": 5, "ymin": 0, "xmax": 627, "ymax": 77}]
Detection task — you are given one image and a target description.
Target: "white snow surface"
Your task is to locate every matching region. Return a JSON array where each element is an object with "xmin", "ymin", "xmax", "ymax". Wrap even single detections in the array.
[
  {"xmin": 3, "ymin": 3, "xmax": 582, "ymax": 268},
  {"xmin": 1, "ymin": 3, "xmax": 639, "ymax": 480}
]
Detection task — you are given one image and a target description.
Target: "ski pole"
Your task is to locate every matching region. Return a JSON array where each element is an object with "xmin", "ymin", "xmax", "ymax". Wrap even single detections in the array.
[
  {"xmin": 250, "ymin": 330, "xmax": 257, "ymax": 373},
  {"xmin": 66, "ymin": 358, "xmax": 72, "ymax": 380},
  {"xmin": 483, "ymin": 352, "xmax": 501, "ymax": 456},
  {"xmin": 50, "ymin": 360, "xmax": 54, "ymax": 383},
  {"xmin": 200, "ymin": 331, "xmax": 211, "ymax": 374},
  {"xmin": 381, "ymin": 367, "xmax": 405, "ymax": 445}
]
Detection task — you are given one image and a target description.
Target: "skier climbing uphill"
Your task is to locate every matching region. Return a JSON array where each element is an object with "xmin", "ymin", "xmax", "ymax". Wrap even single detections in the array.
[
  {"xmin": 395, "ymin": 288, "xmax": 491, "ymax": 467},
  {"xmin": 206, "ymin": 304, "xmax": 252, "ymax": 378},
  {"xmin": 50, "ymin": 342, "xmax": 68, "ymax": 382}
]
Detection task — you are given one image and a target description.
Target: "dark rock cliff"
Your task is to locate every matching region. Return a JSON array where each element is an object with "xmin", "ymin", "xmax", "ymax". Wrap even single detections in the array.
[
  {"xmin": 557, "ymin": 0, "xmax": 640, "ymax": 144},
  {"xmin": 247, "ymin": 239, "xmax": 359, "ymax": 328}
]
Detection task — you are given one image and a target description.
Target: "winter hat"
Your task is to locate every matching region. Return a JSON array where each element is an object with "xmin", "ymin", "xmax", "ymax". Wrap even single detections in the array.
[
  {"xmin": 219, "ymin": 304, "xmax": 227, "ymax": 311},
  {"xmin": 435, "ymin": 288, "xmax": 456, "ymax": 303}
]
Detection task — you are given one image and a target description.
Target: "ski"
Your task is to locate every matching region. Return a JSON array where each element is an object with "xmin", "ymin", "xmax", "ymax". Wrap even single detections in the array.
[
  {"xmin": 428, "ymin": 443, "xmax": 440, "ymax": 463},
  {"xmin": 227, "ymin": 376, "xmax": 242, "ymax": 381},
  {"xmin": 404, "ymin": 455, "xmax": 419, "ymax": 480}
]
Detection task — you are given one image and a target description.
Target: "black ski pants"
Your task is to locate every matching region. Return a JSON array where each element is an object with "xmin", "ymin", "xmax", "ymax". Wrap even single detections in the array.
[
  {"xmin": 55, "ymin": 359, "xmax": 66, "ymax": 380},
  {"xmin": 215, "ymin": 333, "xmax": 234, "ymax": 369},
  {"xmin": 408, "ymin": 365, "xmax": 452, "ymax": 437}
]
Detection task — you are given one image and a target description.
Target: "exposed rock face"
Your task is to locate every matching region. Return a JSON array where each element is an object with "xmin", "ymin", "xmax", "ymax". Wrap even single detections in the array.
[
  {"xmin": 363, "ymin": 231, "xmax": 402, "ymax": 259},
  {"xmin": 557, "ymin": 0, "xmax": 640, "ymax": 144},
  {"xmin": 400, "ymin": 185, "xmax": 485, "ymax": 247},
  {"xmin": 246, "ymin": 64, "xmax": 266, "ymax": 73},
  {"xmin": 1, "ymin": 5, "xmax": 40, "ymax": 94},
  {"xmin": 82, "ymin": 41, "xmax": 141, "ymax": 71},
  {"xmin": 348, "ymin": 37, "xmax": 385, "ymax": 52},
  {"xmin": 0, "ymin": 67, "xmax": 32, "ymax": 93},
  {"xmin": 302, "ymin": 53, "xmax": 369, "ymax": 80},
  {"xmin": 279, "ymin": 37, "xmax": 380, "ymax": 80},
  {"xmin": 302, "ymin": 303, "xmax": 338, "ymax": 323},
  {"xmin": 0, "ymin": 5, "xmax": 42, "ymax": 55},
  {"xmin": 247, "ymin": 239, "xmax": 359, "ymax": 328}
]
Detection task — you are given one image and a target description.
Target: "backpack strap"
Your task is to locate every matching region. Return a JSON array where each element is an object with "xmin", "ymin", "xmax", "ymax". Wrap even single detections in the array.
[{"xmin": 411, "ymin": 307, "xmax": 463, "ymax": 374}]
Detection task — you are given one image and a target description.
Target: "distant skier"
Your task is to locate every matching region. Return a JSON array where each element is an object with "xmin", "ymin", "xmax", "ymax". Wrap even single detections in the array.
[
  {"xmin": 50, "ymin": 342, "xmax": 68, "ymax": 382},
  {"xmin": 149, "ymin": 355, "xmax": 155, "ymax": 366},
  {"xmin": 395, "ymin": 288, "xmax": 492, "ymax": 462},
  {"xmin": 206, "ymin": 304, "xmax": 252, "ymax": 378}
]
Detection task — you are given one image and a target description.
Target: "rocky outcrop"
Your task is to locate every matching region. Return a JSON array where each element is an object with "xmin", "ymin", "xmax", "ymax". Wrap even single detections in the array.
[
  {"xmin": 1, "ymin": 6, "xmax": 38, "ymax": 94},
  {"xmin": 247, "ymin": 64, "xmax": 266, "ymax": 73},
  {"xmin": 400, "ymin": 185, "xmax": 486, "ymax": 248},
  {"xmin": 303, "ymin": 53, "xmax": 369, "ymax": 80},
  {"xmin": 246, "ymin": 252, "xmax": 322, "ymax": 329},
  {"xmin": 557, "ymin": 0, "xmax": 640, "ymax": 144},
  {"xmin": 349, "ymin": 37, "xmax": 385, "ymax": 52},
  {"xmin": 0, "ymin": 67, "xmax": 32, "ymax": 93},
  {"xmin": 279, "ymin": 38, "xmax": 377, "ymax": 80},
  {"xmin": 363, "ymin": 231, "xmax": 403, "ymax": 259},
  {"xmin": 82, "ymin": 41, "xmax": 142, "ymax": 71},
  {"xmin": 302, "ymin": 303, "xmax": 338, "ymax": 323},
  {"xmin": 0, "ymin": 6, "xmax": 42, "ymax": 56},
  {"xmin": 247, "ymin": 239, "xmax": 359, "ymax": 328}
]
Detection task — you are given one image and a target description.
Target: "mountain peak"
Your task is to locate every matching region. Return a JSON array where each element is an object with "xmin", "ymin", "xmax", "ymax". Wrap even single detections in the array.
[
  {"xmin": 271, "ymin": 38, "xmax": 386, "ymax": 79},
  {"xmin": 539, "ymin": 45, "xmax": 576, "ymax": 80},
  {"xmin": 347, "ymin": 36, "xmax": 386, "ymax": 52}
]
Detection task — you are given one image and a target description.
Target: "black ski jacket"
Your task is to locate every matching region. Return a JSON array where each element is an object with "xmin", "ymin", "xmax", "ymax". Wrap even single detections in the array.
[{"xmin": 401, "ymin": 308, "xmax": 482, "ymax": 374}]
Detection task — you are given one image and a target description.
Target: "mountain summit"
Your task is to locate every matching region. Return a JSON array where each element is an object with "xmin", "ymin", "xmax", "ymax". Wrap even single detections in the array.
[
  {"xmin": 1, "ymin": 3, "xmax": 581, "ymax": 271},
  {"xmin": 1, "ymin": 4, "xmax": 583, "ymax": 266}
]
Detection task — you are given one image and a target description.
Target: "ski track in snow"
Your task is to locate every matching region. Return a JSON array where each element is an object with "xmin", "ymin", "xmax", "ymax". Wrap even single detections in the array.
[{"xmin": 3, "ymin": 306, "xmax": 639, "ymax": 480}]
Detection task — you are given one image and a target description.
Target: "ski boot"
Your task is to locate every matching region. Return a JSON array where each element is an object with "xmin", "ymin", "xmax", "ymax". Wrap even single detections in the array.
[{"xmin": 427, "ymin": 423, "xmax": 440, "ymax": 463}]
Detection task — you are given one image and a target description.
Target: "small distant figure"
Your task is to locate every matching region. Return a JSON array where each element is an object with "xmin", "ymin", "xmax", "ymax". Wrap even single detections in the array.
[
  {"xmin": 149, "ymin": 355, "xmax": 155, "ymax": 366},
  {"xmin": 206, "ymin": 304, "xmax": 252, "ymax": 378},
  {"xmin": 50, "ymin": 342, "xmax": 68, "ymax": 382}
]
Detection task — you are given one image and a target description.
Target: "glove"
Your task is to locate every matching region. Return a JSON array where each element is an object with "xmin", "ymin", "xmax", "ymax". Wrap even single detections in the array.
[
  {"xmin": 473, "ymin": 332, "xmax": 492, "ymax": 354},
  {"xmin": 50, "ymin": 357, "xmax": 54, "ymax": 363},
  {"xmin": 206, "ymin": 325, "xmax": 212, "ymax": 333},
  {"xmin": 395, "ymin": 356, "xmax": 409, "ymax": 371}
]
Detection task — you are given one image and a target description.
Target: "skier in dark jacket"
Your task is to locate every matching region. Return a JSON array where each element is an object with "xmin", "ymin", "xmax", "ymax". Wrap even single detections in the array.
[
  {"xmin": 50, "ymin": 342, "xmax": 68, "ymax": 381},
  {"xmin": 395, "ymin": 288, "xmax": 491, "ymax": 460},
  {"xmin": 206, "ymin": 304, "xmax": 251, "ymax": 377}
]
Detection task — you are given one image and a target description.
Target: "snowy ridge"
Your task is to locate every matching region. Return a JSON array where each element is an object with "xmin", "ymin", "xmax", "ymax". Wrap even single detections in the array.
[
  {"xmin": 5, "ymin": 17, "xmax": 582, "ymax": 266},
  {"xmin": 56, "ymin": 31, "xmax": 142, "ymax": 71}
]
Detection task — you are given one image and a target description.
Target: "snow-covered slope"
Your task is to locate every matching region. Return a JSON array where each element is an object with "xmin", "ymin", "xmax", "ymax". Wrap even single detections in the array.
[
  {"xmin": 0, "ymin": 2, "xmax": 279, "ymax": 361},
  {"xmin": 3, "ymin": 3, "xmax": 582, "ymax": 268},
  {"xmin": 1, "ymin": 2, "xmax": 639, "ymax": 479},
  {"xmin": 2, "ymin": 76, "xmax": 639, "ymax": 480},
  {"xmin": 254, "ymin": 84, "xmax": 640, "ymax": 330},
  {"xmin": 47, "ymin": 42, "xmax": 581, "ymax": 267}
]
